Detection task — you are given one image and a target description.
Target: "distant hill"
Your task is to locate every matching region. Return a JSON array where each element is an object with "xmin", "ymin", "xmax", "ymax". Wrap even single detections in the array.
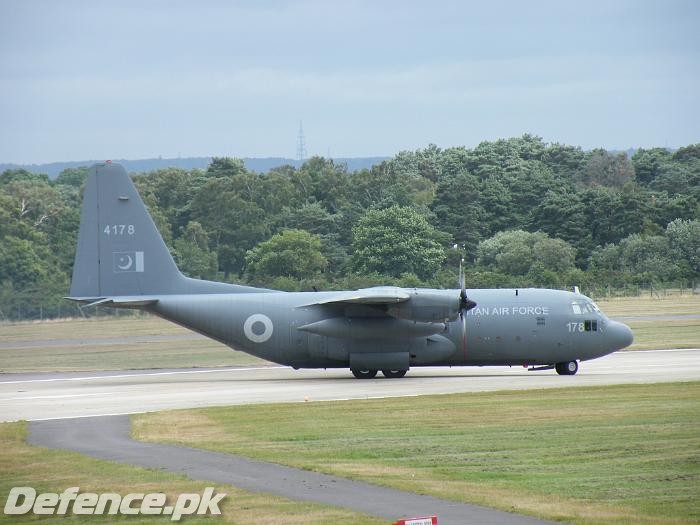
[{"xmin": 0, "ymin": 156, "xmax": 390, "ymax": 179}]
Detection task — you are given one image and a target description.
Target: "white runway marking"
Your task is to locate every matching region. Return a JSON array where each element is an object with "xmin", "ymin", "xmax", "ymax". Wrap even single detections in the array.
[
  {"xmin": 5, "ymin": 392, "xmax": 116, "ymax": 401},
  {"xmin": 0, "ymin": 366, "xmax": 284, "ymax": 384},
  {"xmin": 30, "ymin": 411, "xmax": 146, "ymax": 422}
]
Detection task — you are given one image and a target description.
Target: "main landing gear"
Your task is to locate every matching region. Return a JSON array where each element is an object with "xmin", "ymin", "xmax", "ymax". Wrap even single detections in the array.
[
  {"xmin": 351, "ymin": 369, "xmax": 407, "ymax": 379},
  {"xmin": 555, "ymin": 360, "xmax": 579, "ymax": 375},
  {"xmin": 382, "ymin": 369, "xmax": 407, "ymax": 378},
  {"xmin": 351, "ymin": 369, "xmax": 377, "ymax": 379}
]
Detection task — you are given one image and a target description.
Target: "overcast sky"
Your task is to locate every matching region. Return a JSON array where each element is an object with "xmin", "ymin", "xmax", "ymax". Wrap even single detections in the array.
[{"xmin": 1, "ymin": 0, "xmax": 698, "ymax": 164}]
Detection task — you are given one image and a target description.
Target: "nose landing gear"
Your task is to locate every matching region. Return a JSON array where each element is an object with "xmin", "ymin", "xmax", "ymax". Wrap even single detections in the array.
[{"xmin": 555, "ymin": 360, "xmax": 579, "ymax": 375}]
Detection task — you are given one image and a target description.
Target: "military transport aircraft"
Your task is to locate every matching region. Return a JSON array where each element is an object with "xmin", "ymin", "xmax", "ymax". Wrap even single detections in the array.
[{"xmin": 68, "ymin": 162, "xmax": 633, "ymax": 378}]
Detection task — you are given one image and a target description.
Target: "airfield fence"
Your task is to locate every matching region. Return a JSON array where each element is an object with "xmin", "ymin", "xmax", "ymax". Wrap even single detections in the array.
[
  {"xmin": 578, "ymin": 281, "xmax": 698, "ymax": 300},
  {"xmin": 0, "ymin": 281, "xmax": 697, "ymax": 323}
]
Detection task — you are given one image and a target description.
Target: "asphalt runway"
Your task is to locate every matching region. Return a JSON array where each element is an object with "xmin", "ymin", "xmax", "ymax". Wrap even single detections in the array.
[{"xmin": 2, "ymin": 349, "xmax": 699, "ymax": 422}]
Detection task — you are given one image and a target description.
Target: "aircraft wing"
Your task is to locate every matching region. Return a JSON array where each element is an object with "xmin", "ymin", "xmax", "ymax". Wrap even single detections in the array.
[{"xmin": 301, "ymin": 287, "xmax": 411, "ymax": 306}]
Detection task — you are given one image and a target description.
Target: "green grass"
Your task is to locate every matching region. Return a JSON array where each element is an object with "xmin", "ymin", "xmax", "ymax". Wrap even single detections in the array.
[
  {"xmin": 0, "ymin": 339, "xmax": 267, "ymax": 373},
  {"xmin": 596, "ymin": 294, "xmax": 700, "ymax": 317},
  {"xmin": 625, "ymin": 319, "xmax": 700, "ymax": 350},
  {"xmin": 0, "ymin": 421, "xmax": 383, "ymax": 524},
  {"xmin": 134, "ymin": 382, "xmax": 700, "ymax": 525},
  {"xmin": 0, "ymin": 316, "xmax": 268, "ymax": 373},
  {"xmin": 0, "ymin": 315, "xmax": 182, "ymax": 342},
  {"xmin": 597, "ymin": 294, "xmax": 700, "ymax": 350}
]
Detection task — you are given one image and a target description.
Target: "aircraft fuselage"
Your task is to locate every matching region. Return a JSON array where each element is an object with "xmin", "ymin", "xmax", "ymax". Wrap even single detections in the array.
[{"xmin": 150, "ymin": 287, "xmax": 633, "ymax": 370}]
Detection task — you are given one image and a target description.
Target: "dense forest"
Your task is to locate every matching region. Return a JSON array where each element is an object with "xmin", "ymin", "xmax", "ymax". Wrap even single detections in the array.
[{"xmin": 1, "ymin": 135, "xmax": 698, "ymax": 319}]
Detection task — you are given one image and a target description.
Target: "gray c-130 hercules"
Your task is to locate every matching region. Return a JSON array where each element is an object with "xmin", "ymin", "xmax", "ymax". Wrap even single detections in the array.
[{"xmin": 67, "ymin": 162, "xmax": 633, "ymax": 378}]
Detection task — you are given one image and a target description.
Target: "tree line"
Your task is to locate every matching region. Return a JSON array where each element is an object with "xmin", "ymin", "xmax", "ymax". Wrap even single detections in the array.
[{"xmin": 1, "ymin": 135, "xmax": 698, "ymax": 319}]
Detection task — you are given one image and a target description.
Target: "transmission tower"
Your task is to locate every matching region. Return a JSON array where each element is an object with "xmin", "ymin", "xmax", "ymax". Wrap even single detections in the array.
[{"xmin": 296, "ymin": 121, "xmax": 307, "ymax": 162}]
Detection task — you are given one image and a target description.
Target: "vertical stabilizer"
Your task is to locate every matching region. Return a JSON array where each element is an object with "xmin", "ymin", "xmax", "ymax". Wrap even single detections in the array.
[{"xmin": 69, "ymin": 162, "xmax": 263, "ymax": 298}]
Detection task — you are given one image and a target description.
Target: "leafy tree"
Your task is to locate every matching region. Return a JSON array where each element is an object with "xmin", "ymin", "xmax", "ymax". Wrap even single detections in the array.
[
  {"xmin": 478, "ymin": 176, "xmax": 512, "ymax": 237},
  {"xmin": 541, "ymin": 143, "xmax": 586, "ymax": 180},
  {"xmin": 352, "ymin": 206, "xmax": 445, "ymax": 280},
  {"xmin": 255, "ymin": 169, "xmax": 301, "ymax": 215},
  {"xmin": 190, "ymin": 178, "xmax": 270, "ymax": 277},
  {"xmin": 431, "ymin": 170, "xmax": 482, "ymax": 259},
  {"xmin": 505, "ymin": 162, "xmax": 570, "ymax": 226},
  {"xmin": 577, "ymin": 149, "xmax": 635, "ymax": 188},
  {"xmin": 2, "ymin": 179, "xmax": 65, "ymax": 232},
  {"xmin": 649, "ymin": 192, "xmax": 698, "ymax": 228},
  {"xmin": 529, "ymin": 190, "xmax": 588, "ymax": 248},
  {"xmin": 274, "ymin": 202, "xmax": 348, "ymax": 275},
  {"xmin": 578, "ymin": 187, "xmax": 654, "ymax": 248},
  {"xmin": 276, "ymin": 202, "xmax": 337, "ymax": 236},
  {"xmin": 1, "ymin": 139, "xmax": 698, "ymax": 319},
  {"xmin": 246, "ymin": 229, "xmax": 327, "ymax": 281},
  {"xmin": 476, "ymin": 230, "xmax": 576, "ymax": 275},
  {"xmin": 436, "ymin": 146, "xmax": 471, "ymax": 179},
  {"xmin": 173, "ymin": 221, "xmax": 218, "ymax": 280},
  {"xmin": 616, "ymin": 234, "xmax": 679, "ymax": 281},
  {"xmin": 672, "ymin": 143, "xmax": 700, "ymax": 163},
  {"xmin": 0, "ymin": 169, "xmax": 50, "ymax": 186},
  {"xmin": 666, "ymin": 219, "xmax": 700, "ymax": 277},
  {"xmin": 651, "ymin": 162, "xmax": 700, "ymax": 199},
  {"xmin": 294, "ymin": 157, "xmax": 349, "ymax": 211},
  {"xmin": 631, "ymin": 148, "xmax": 671, "ymax": 185},
  {"xmin": 346, "ymin": 164, "xmax": 415, "ymax": 210},
  {"xmin": 589, "ymin": 234, "xmax": 681, "ymax": 283},
  {"xmin": 54, "ymin": 167, "xmax": 89, "ymax": 188},
  {"xmin": 0, "ymin": 236, "xmax": 50, "ymax": 287},
  {"xmin": 206, "ymin": 157, "xmax": 247, "ymax": 178}
]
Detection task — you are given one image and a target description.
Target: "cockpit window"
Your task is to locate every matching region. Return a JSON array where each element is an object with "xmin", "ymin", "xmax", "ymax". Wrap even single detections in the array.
[{"xmin": 571, "ymin": 301, "xmax": 599, "ymax": 315}]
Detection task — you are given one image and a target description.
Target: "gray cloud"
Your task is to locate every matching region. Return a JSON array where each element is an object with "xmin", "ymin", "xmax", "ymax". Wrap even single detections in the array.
[{"xmin": 1, "ymin": 0, "xmax": 698, "ymax": 163}]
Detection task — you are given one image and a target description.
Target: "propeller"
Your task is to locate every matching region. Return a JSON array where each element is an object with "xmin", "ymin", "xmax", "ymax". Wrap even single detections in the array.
[{"xmin": 458, "ymin": 258, "xmax": 477, "ymax": 358}]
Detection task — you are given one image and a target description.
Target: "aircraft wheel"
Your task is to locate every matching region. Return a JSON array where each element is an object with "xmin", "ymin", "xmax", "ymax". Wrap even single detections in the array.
[
  {"xmin": 555, "ymin": 361, "xmax": 578, "ymax": 375},
  {"xmin": 351, "ymin": 369, "xmax": 378, "ymax": 379},
  {"xmin": 382, "ymin": 370, "xmax": 407, "ymax": 378}
]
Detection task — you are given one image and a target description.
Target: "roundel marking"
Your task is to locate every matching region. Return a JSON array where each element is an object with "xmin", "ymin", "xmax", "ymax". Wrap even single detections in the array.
[{"xmin": 243, "ymin": 314, "xmax": 274, "ymax": 343}]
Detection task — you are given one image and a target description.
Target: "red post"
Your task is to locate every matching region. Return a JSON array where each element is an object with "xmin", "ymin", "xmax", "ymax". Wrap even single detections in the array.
[{"xmin": 392, "ymin": 517, "xmax": 438, "ymax": 525}]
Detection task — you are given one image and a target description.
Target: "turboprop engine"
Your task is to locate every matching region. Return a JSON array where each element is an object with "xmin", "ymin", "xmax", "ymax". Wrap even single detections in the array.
[{"xmin": 385, "ymin": 289, "xmax": 463, "ymax": 322}]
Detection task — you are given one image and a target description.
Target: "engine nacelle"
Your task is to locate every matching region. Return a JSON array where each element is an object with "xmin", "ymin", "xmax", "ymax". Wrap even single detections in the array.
[
  {"xmin": 386, "ymin": 289, "xmax": 461, "ymax": 322},
  {"xmin": 298, "ymin": 317, "xmax": 446, "ymax": 340}
]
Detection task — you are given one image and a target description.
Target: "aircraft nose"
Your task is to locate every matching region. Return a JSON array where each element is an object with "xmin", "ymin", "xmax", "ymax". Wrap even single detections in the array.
[{"xmin": 607, "ymin": 320, "xmax": 634, "ymax": 350}]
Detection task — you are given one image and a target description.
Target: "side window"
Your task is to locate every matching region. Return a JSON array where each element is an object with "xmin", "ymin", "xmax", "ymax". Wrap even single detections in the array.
[
  {"xmin": 571, "ymin": 303, "xmax": 582, "ymax": 315},
  {"xmin": 584, "ymin": 320, "xmax": 598, "ymax": 332}
]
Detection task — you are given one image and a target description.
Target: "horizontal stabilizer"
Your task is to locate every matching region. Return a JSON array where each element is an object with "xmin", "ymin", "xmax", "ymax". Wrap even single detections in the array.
[{"xmin": 65, "ymin": 296, "xmax": 160, "ymax": 308}]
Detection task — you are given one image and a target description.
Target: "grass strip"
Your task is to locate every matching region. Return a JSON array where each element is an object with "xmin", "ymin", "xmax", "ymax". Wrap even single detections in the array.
[{"xmin": 134, "ymin": 382, "xmax": 700, "ymax": 525}]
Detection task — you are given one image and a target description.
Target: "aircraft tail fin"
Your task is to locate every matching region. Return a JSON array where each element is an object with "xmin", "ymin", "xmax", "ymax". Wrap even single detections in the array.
[{"xmin": 69, "ymin": 162, "xmax": 263, "ymax": 298}]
